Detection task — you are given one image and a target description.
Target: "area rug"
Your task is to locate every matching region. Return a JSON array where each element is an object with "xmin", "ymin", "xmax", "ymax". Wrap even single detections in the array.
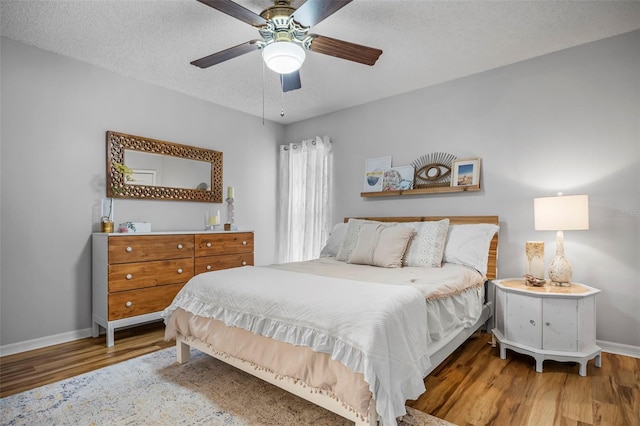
[{"xmin": 0, "ymin": 347, "xmax": 455, "ymax": 426}]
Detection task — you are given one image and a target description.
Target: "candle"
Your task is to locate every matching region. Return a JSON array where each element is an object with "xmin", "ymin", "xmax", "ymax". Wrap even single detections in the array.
[
  {"xmin": 525, "ymin": 241, "xmax": 545, "ymax": 278},
  {"xmin": 208, "ymin": 214, "xmax": 219, "ymax": 225},
  {"xmin": 227, "ymin": 186, "xmax": 234, "ymax": 199}
]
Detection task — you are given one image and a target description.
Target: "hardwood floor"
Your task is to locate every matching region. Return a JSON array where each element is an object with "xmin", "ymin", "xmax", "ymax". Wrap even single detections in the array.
[
  {"xmin": 0, "ymin": 322, "xmax": 173, "ymax": 398},
  {"xmin": 1, "ymin": 323, "xmax": 638, "ymax": 426},
  {"xmin": 409, "ymin": 332, "xmax": 640, "ymax": 426}
]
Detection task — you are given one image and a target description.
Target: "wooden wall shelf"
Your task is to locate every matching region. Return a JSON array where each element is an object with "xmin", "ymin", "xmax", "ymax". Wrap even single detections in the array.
[{"xmin": 360, "ymin": 185, "xmax": 480, "ymax": 198}]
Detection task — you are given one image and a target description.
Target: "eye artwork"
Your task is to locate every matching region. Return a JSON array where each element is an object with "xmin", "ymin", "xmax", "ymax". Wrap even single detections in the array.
[{"xmin": 411, "ymin": 152, "xmax": 457, "ymax": 189}]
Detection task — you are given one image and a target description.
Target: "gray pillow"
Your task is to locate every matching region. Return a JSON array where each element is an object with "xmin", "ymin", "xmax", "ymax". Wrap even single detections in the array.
[{"xmin": 319, "ymin": 223, "xmax": 348, "ymax": 257}]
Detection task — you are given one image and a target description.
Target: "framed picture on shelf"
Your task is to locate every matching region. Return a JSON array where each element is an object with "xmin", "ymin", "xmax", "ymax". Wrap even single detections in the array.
[
  {"xmin": 364, "ymin": 156, "xmax": 392, "ymax": 192},
  {"xmin": 382, "ymin": 165, "xmax": 415, "ymax": 191},
  {"xmin": 452, "ymin": 158, "xmax": 481, "ymax": 187}
]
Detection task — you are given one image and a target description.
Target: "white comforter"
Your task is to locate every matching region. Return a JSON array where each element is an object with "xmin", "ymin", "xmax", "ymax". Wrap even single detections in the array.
[
  {"xmin": 162, "ymin": 265, "xmax": 431, "ymax": 425},
  {"xmin": 270, "ymin": 257, "xmax": 484, "ymax": 301}
]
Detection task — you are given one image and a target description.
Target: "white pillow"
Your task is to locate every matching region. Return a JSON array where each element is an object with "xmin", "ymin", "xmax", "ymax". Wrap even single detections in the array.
[
  {"xmin": 335, "ymin": 218, "xmax": 381, "ymax": 261},
  {"xmin": 319, "ymin": 223, "xmax": 348, "ymax": 258},
  {"xmin": 443, "ymin": 223, "xmax": 499, "ymax": 276},
  {"xmin": 347, "ymin": 223, "xmax": 414, "ymax": 268},
  {"xmin": 402, "ymin": 219, "xmax": 450, "ymax": 267}
]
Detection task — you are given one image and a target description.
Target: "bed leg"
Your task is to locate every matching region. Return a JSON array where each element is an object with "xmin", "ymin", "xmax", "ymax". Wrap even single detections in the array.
[{"xmin": 176, "ymin": 337, "xmax": 191, "ymax": 364}]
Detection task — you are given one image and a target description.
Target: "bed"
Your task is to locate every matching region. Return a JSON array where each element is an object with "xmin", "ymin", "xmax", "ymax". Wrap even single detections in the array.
[{"xmin": 163, "ymin": 216, "xmax": 499, "ymax": 425}]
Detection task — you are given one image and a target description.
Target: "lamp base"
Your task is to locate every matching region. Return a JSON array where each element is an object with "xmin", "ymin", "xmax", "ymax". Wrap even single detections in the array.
[
  {"xmin": 549, "ymin": 279, "xmax": 571, "ymax": 288},
  {"xmin": 549, "ymin": 230, "xmax": 573, "ymax": 286}
]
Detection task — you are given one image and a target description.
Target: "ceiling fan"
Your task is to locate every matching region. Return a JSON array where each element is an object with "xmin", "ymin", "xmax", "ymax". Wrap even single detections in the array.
[{"xmin": 190, "ymin": 0, "xmax": 383, "ymax": 92}]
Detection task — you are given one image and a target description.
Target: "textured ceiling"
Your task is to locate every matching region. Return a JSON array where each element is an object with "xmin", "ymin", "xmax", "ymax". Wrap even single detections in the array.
[{"xmin": 2, "ymin": 0, "xmax": 639, "ymax": 124}]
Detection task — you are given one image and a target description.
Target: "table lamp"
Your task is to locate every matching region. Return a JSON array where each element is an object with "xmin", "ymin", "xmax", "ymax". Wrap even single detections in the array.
[{"xmin": 534, "ymin": 193, "xmax": 589, "ymax": 286}]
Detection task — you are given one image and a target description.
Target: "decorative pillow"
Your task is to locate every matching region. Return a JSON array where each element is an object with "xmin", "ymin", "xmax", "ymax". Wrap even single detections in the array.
[
  {"xmin": 319, "ymin": 223, "xmax": 348, "ymax": 258},
  {"xmin": 347, "ymin": 223, "xmax": 414, "ymax": 268},
  {"xmin": 335, "ymin": 218, "xmax": 381, "ymax": 261},
  {"xmin": 443, "ymin": 223, "xmax": 500, "ymax": 276},
  {"xmin": 402, "ymin": 219, "xmax": 450, "ymax": 267}
]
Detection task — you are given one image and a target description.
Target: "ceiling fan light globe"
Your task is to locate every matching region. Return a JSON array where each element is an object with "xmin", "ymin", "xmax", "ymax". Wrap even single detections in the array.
[{"xmin": 262, "ymin": 42, "xmax": 306, "ymax": 74}]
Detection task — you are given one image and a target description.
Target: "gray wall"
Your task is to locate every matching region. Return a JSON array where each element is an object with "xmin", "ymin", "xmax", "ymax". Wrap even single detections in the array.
[
  {"xmin": 2, "ymin": 31, "xmax": 638, "ymax": 353},
  {"xmin": 284, "ymin": 31, "xmax": 640, "ymax": 350},
  {"xmin": 0, "ymin": 37, "xmax": 283, "ymax": 349}
]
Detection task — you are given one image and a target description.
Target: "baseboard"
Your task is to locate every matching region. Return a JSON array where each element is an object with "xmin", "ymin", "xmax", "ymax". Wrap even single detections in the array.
[
  {"xmin": 0, "ymin": 328, "xmax": 93, "ymax": 357},
  {"xmin": 598, "ymin": 339, "xmax": 640, "ymax": 359},
  {"xmin": 2, "ymin": 329, "xmax": 638, "ymax": 360}
]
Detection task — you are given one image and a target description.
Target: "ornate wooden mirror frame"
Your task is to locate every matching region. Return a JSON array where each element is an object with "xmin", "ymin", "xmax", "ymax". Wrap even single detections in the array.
[{"xmin": 106, "ymin": 131, "xmax": 223, "ymax": 203}]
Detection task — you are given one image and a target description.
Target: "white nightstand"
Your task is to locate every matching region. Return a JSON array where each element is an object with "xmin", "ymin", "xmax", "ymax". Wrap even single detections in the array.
[{"xmin": 492, "ymin": 278, "xmax": 602, "ymax": 376}]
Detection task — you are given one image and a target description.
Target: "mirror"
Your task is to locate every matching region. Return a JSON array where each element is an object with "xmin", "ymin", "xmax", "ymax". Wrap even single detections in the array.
[
  {"xmin": 106, "ymin": 131, "xmax": 223, "ymax": 203},
  {"xmin": 124, "ymin": 150, "xmax": 212, "ymax": 189}
]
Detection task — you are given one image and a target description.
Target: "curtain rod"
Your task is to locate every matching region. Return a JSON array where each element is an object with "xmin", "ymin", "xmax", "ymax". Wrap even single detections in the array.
[{"xmin": 282, "ymin": 139, "xmax": 319, "ymax": 151}]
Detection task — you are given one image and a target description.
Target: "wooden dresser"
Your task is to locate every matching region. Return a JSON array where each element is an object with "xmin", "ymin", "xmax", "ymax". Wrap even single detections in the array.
[{"xmin": 92, "ymin": 231, "xmax": 254, "ymax": 347}]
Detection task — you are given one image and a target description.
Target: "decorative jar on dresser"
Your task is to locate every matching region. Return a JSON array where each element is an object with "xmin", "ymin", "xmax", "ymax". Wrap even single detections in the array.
[
  {"xmin": 92, "ymin": 230, "xmax": 254, "ymax": 347},
  {"xmin": 492, "ymin": 278, "xmax": 601, "ymax": 376}
]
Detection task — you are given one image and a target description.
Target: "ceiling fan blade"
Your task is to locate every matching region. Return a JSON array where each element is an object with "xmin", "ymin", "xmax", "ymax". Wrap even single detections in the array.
[
  {"xmin": 292, "ymin": 0, "xmax": 353, "ymax": 28},
  {"xmin": 196, "ymin": 0, "xmax": 268, "ymax": 27},
  {"xmin": 191, "ymin": 40, "xmax": 261, "ymax": 68},
  {"xmin": 281, "ymin": 70, "xmax": 302, "ymax": 92},
  {"xmin": 308, "ymin": 35, "xmax": 382, "ymax": 66}
]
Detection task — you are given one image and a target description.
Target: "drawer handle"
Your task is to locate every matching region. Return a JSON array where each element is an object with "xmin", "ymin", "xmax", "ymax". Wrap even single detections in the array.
[
  {"xmin": 529, "ymin": 320, "xmax": 535, "ymax": 326},
  {"xmin": 177, "ymin": 268, "xmax": 183, "ymax": 274},
  {"xmin": 125, "ymin": 301, "xmax": 132, "ymax": 308},
  {"xmin": 206, "ymin": 242, "xmax": 212, "ymax": 248},
  {"xmin": 242, "ymin": 261, "xmax": 247, "ymax": 266},
  {"xmin": 126, "ymin": 246, "xmax": 133, "ymax": 253},
  {"xmin": 545, "ymin": 322, "xmax": 550, "ymax": 326},
  {"xmin": 242, "ymin": 241, "xmax": 247, "ymax": 245},
  {"xmin": 177, "ymin": 244, "xmax": 183, "ymax": 249},
  {"xmin": 206, "ymin": 265, "xmax": 212, "ymax": 270},
  {"xmin": 126, "ymin": 274, "xmax": 133, "ymax": 280}
]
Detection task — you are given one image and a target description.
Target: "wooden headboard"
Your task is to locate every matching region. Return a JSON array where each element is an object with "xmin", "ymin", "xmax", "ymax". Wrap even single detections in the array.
[{"xmin": 347, "ymin": 216, "xmax": 499, "ymax": 280}]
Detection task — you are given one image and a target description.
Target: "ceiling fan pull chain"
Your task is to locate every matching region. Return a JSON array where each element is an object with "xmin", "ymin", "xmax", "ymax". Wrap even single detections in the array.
[
  {"xmin": 280, "ymin": 75, "xmax": 285, "ymax": 118},
  {"xmin": 262, "ymin": 59, "xmax": 265, "ymax": 125}
]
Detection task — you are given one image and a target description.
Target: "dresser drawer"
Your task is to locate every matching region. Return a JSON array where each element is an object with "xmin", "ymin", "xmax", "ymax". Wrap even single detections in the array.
[
  {"xmin": 108, "ymin": 258, "xmax": 194, "ymax": 292},
  {"xmin": 109, "ymin": 235, "xmax": 194, "ymax": 264},
  {"xmin": 108, "ymin": 283, "xmax": 185, "ymax": 320},
  {"xmin": 195, "ymin": 233, "xmax": 254, "ymax": 256},
  {"xmin": 195, "ymin": 253, "xmax": 254, "ymax": 274}
]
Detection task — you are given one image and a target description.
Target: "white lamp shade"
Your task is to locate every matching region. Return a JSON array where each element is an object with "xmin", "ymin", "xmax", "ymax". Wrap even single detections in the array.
[
  {"xmin": 262, "ymin": 42, "xmax": 306, "ymax": 74},
  {"xmin": 534, "ymin": 194, "xmax": 589, "ymax": 231}
]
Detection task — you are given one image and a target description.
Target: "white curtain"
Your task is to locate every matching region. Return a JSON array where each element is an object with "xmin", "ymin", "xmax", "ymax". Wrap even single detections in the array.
[{"xmin": 277, "ymin": 136, "xmax": 333, "ymax": 263}]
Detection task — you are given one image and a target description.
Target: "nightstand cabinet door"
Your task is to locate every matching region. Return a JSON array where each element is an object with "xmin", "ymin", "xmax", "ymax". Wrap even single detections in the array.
[
  {"xmin": 542, "ymin": 298, "xmax": 578, "ymax": 351},
  {"xmin": 506, "ymin": 292, "xmax": 542, "ymax": 348},
  {"xmin": 577, "ymin": 296, "xmax": 597, "ymax": 351}
]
